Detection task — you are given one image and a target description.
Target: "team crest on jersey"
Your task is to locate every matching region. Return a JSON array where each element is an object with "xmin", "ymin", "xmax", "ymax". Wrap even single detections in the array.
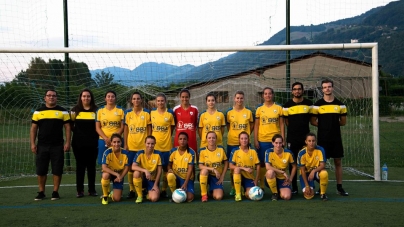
[
  {"xmin": 184, "ymin": 158, "xmax": 188, "ymax": 162},
  {"xmin": 216, "ymin": 116, "xmax": 220, "ymax": 120},
  {"xmin": 119, "ymin": 160, "xmax": 122, "ymax": 164},
  {"xmin": 190, "ymin": 112, "xmax": 193, "ymax": 115},
  {"xmin": 250, "ymin": 156, "xmax": 253, "ymax": 160},
  {"xmin": 243, "ymin": 114, "xmax": 247, "ymax": 118},
  {"xmin": 152, "ymin": 159, "xmax": 156, "ymax": 164},
  {"xmin": 217, "ymin": 153, "xmax": 221, "ymax": 157},
  {"xmin": 303, "ymin": 107, "xmax": 307, "ymax": 111},
  {"xmin": 315, "ymin": 156, "xmax": 319, "ymax": 160},
  {"xmin": 164, "ymin": 117, "xmax": 168, "ymax": 122},
  {"xmin": 283, "ymin": 159, "xmax": 287, "ymax": 163},
  {"xmin": 274, "ymin": 109, "xmax": 277, "ymax": 113},
  {"xmin": 334, "ymin": 107, "xmax": 338, "ymax": 111},
  {"xmin": 55, "ymin": 112, "xmax": 59, "ymax": 116},
  {"xmin": 114, "ymin": 112, "xmax": 118, "ymax": 115},
  {"xmin": 141, "ymin": 116, "xmax": 144, "ymax": 120}
]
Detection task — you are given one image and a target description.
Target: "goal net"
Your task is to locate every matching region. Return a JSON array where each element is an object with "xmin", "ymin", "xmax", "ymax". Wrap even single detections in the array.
[{"xmin": 0, "ymin": 44, "xmax": 380, "ymax": 180}]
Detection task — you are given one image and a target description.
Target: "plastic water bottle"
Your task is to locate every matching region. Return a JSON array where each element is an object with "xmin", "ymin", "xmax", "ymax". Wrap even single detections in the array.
[{"xmin": 382, "ymin": 163, "xmax": 388, "ymax": 181}]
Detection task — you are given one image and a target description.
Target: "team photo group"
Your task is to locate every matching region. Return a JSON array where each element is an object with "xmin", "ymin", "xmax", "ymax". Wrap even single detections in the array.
[{"xmin": 30, "ymin": 79, "xmax": 348, "ymax": 205}]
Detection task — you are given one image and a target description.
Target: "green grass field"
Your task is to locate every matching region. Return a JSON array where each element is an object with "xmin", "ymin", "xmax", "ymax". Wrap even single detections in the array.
[{"xmin": 1, "ymin": 173, "xmax": 404, "ymax": 227}]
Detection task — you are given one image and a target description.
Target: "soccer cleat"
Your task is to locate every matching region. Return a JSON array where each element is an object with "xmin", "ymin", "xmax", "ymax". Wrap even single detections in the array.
[
  {"xmin": 235, "ymin": 194, "xmax": 242, "ymax": 202},
  {"xmin": 291, "ymin": 190, "xmax": 298, "ymax": 194},
  {"xmin": 88, "ymin": 191, "xmax": 98, "ymax": 197},
  {"xmin": 229, "ymin": 188, "xmax": 236, "ymax": 196},
  {"xmin": 136, "ymin": 196, "xmax": 143, "ymax": 204},
  {"xmin": 160, "ymin": 190, "xmax": 168, "ymax": 198},
  {"xmin": 201, "ymin": 195, "xmax": 208, "ymax": 202},
  {"xmin": 337, "ymin": 188, "xmax": 349, "ymax": 196},
  {"xmin": 108, "ymin": 191, "xmax": 114, "ymax": 201},
  {"xmin": 51, "ymin": 191, "xmax": 60, "ymax": 201},
  {"xmin": 321, "ymin": 194, "xmax": 329, "ymax": 201},
  {"xmin": 126, "ymin": 191, "xmax": 136, "ymax": 199},
  {"xmin": 271, "ymin": 193, "xmax": 278, "ymax": 201},
  {"xmin": 76, "ymin": 191, "xmax": 84, "ymax": 198},
  {"xmin": 102, "ymin": 196, "xmax": 108, "ymax": 205},
  {"xmin": 35, "ymin": 191, "xmax": 46, "ymax": 201},
  {"xmin": 315, "ymin": 189, "xmax": 320, "ymax": 195}
]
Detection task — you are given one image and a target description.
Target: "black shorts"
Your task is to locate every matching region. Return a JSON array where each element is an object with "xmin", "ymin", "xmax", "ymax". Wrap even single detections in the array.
[
  {"xmin": 317, "ymin": 140, "xmax": 344, "ymax": 159},
  {"xmin": 36, "ymin": 144, "xmax": 64, "ymax": 175}
]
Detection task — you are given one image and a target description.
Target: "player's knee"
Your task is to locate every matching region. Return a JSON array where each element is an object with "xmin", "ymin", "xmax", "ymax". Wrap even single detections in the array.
[
  {"xmin": 233, "ymin": 167, "xmax": 241, "ymax": 174},
  {"xmin": 114, "ymin": 195, "xmax": 121, "ymax": 202},
  {"xmin": 167, "ymin": 172, "xmax": 175, "ymax": 181},
  {"xmin": 133, "ymin": 171, "xmax": 141, "ymax": 178},
  {"xmin": 319, "ymin": 170, "xmax": 328, "ymax": 181},
  {"xmin": 265, "ymin": 169, "xmax": 275, "ymax": 179},
  {"xmin": 200, "ymin": 168, "xmax": 209, "ymax": 175},
  {"xmin": 187, "ymin": 193, "xmax": 194, "ymax": 202},
  {"xmin": 281, "ymin": 193, "xmax": 291, "ymax": 200}
]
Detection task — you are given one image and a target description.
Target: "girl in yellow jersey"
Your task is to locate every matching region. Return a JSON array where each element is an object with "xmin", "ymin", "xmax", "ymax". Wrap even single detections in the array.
[
  {"xmin": 124, "ymin": 92, "xmax": 152, "ymax": 199},
  {"xmin": 297, "ymin": 132, "xmax": 328, "ymax": 201},
  {"xmin": 229, "ymin": 132, "xmax": 260, "ymax": 202},
  {"xmin": 167, "ymin": 132, "xmax": 196, "ymax": 202},
  {"xmin": 264, "ymin": 134, "xmax": 296, "ymax": 201},
  {"xmin": 199, "ymin": 131, "xmax": 228, "ymax": 202},
  {"xmin": 132, "ymin": 135, "xmax": 163, "ymax": 203},
  {"xmin": 198, "ymin": 93, "xmax": 226, "ymax": 148},
  {"xmin": 150, "ymin": 93, "xmax": 175, "ymax": 198},
  {"xmin": 226, "ymin": 90, "xmax": 254, "ymax": 196},
  {"xmin": 254, "ymin": 87, "xmax": 284, "ymax": 189},
  {"xmin": 96, "ymin": 91, "xmax": 125, "ymax": 164},
  {"xmin": 100, "ymin": 134, "xmax": 129, "ymax": 205}
]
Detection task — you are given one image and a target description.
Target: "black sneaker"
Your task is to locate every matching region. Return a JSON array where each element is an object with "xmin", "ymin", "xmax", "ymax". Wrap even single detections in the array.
[
  {"xmin": 337, "ymin": 188, "xmax": 349, "ymax": 196},
  {"xmin": 291, "ymin": 190, "xmax": 298, "ymax": 194},
  {"xmin": 51, "ymin": 191, "xmax": 60, "ymax": 201},
  {"xmin": 315, "ymin": 189, "xmax": 320, "ymax": 195},
  {"xmin": 88, "ymin": 191, "xmax": 98, "ymax": 197},
  {"xmin": 34, "ymin": 191, "xmax": 46, "ymax": 201},
  {"xmin": 271, "ymin": 193, "xmax": 278, "ymax": 201},
  {"xmin": 127, "ymin": 191, "xmax": 136, "ymax": 199},
  {"xmin": 321, "ymin": 194, "xmax": 328, "ymax": 201},
  {"xmin": 76, "ymin": 191, "xmax": 84, "ymax": 198},
  {"xmin": 160, "ymin": 190, "xmax": 168, "ymax": 198},
  {"xmin": 142, "ymin": 188, "xmax": 147, "ymax": 198}
]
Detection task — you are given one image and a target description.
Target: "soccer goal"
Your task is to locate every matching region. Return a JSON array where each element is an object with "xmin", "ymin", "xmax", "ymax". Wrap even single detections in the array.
[{"xmin": 0, "ymin": 43, "xmax": 380, "ymax": 180}]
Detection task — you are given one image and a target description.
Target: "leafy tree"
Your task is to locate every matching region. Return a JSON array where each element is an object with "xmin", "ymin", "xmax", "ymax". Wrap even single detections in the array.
[{"xmin": 93, "ymin": 70, "xmax": 115, "ymax": 87}]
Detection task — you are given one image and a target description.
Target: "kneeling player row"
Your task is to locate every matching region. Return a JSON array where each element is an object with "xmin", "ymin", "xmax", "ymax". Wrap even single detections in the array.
[{"xmin": 100, "ymin": 131, "xmax": 329, "ymax": 205}]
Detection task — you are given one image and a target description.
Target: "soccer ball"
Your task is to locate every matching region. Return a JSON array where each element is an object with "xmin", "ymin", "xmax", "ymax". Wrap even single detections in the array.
[
  {"xmin": 248, "ymin": 186, "xmax": 264, "ymax": 201},
  {"xmin": 172, "ymin": 189, "xmax": 187, "ymax": 203}
]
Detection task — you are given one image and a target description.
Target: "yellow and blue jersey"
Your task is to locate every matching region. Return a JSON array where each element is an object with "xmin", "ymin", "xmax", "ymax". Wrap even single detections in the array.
[
  {"xmin": 264, "ymin": 148, "xmax": 294, "ymax": 179},
  {"xmin": 150, "ymin": 108, "xmax": 175, "ymax": 151},
  {"xmin": 101, "ymin": 148, "xmax": 129, "ymax": 173},
  {"xmin": 255, "ymin": 103, "xmax": 283, "ymax": 142},
  {"xmin": 96, "ymin": 105, "xmax": 125, "ymax": 139},
  {"xmin": 169, "ymin": 147, "xmax": 195, "ymax": 180},
  {"xmin": 134, "ymin": 150, "xmax": 162, "ymax": 181},
  {"xmin": 226, "ymin": 107, "xmax": 254, "ymax": 146},
  {"xmin": 125, "ymin": 108, "xmax": 151, "ymax": 151},
  {"xmin": 297, "ymin": 146, "xmax": 326, "ymax": 173},
  {"xmin": 229, "ymin": 147, "xmax": 260, "ymax": 180},
  {"xmin": 199, "ymin": 145, "xmax": 228, "ymax": 176},
  {"xmin": 198, "ymin": 110, "xmax": 226, "ymax": 148}
]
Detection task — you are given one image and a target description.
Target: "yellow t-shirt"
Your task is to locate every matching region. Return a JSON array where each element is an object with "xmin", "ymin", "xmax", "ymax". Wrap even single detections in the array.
[
  {"xmin": 199, "ymin": 145, "xmax": 228, "ymax": 175},
  {"xmin": 135, "ymin": 150, "xmax": 162, "ymax": 181},
  {"xmin": 96, "ymin": 106, "xmax": 124, "ymax": 139},
  {"xmin": 125, "ymin": 108, "xmax": 151, "ymax": 151},
  {"xmin": 198, "ymin": 110, "xmax": 226, "ymax": 148},
  {"xmin": 226, "ymin": 107, "xmax": 254, "ymax": 146},
  {"xmin": 255, "ymin": 103, "xmax": 283, "ymax": 142},
  {"xmin": 229, "ymin": 147, "xmax": 260, "ymax": 180},
  {"xmin": 150, "ymin": 108, "xmax": 175, "ymax": 151},
  {"xmin": 297, "ymin": 146, "xmax": 326, "ymax": 173},
  {"xmin": 101, "ymin": 148, "xmax": 129, "ymax": 173},
  {"xmin": 169, "ymin": 147, "xmax": 195, "ymax": 180},
  {"xmin": 264, "ymin": 148, "xmax": 294, "ymax": 179}
]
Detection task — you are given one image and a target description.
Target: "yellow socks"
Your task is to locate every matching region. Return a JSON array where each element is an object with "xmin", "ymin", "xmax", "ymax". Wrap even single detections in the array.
[
  {"xmin": 200, "ymin": 175, "xmax": 208, "ymax": 196},
  {"xmin": 101, "ymin": 178, "xmax": 110, "ymax": 197},
  {"xmin": 266, "ymin": 177, "xmax": 278, "ymax": 194},
  {"xmin": 167, "ymin": 173, "xmax": 177, "ymax": 193},
  {"xmin": 233, "ymin": 173, "xmax": 242, "ymax": 195},
  {"xmin": 319, "ymin": 170, "xmax": 329, "ymax": 194},
  {"xmin": 128, "ymin": 171, "xmax": 135, "ymax": 192},
  {"xmin": 133, "ymin": 177, "xmax": 143, "ymax": 198}
]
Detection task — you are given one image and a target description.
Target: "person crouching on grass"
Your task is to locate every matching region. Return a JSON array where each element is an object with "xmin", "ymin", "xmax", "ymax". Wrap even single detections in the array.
[
  {"xmin": 229, "ymin": 131, "xmax": 260, "ymax": 202},
  {"xmin": 132, "ymin": 135, "xmax": 163, "ymax": 203},
  {"xmin": 101, "ymin": 134, "xmax": 129, "ymax": 205},
  {"xmin": 167, "ymin": 132, "xmax": 196, "ymax": 202},
  {"xmin": 297, "ymin": 132, "xmax": 329, "ymax": 201},
  {"xmin": 264, "ymin": 134, "xmax": 296, "ymax": 201}
]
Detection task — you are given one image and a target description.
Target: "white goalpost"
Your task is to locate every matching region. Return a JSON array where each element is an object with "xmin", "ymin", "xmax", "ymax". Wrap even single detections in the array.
[{"xmin": 0, "ymin": 43, "xmax": 380, "ymax": 181}]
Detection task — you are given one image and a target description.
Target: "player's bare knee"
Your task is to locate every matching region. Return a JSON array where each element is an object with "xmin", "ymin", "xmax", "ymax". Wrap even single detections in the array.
[
  {"xmin": 233, "ymin": 167, "xmax": 241, "ymax": 174},
  {"xmin": 200, "ymin": 168, "xmax": 209, "ymax": 175},
  {"xmin": 265, "ymin": 169, "xmax": 275, "ymax": 178}
]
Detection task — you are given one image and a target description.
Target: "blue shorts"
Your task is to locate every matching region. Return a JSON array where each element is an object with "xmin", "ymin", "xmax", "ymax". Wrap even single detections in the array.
[
  {"xmin": 110, "ymin": 175, "xmax": 124, "ymax": 190},
  {"xmin": 126, "ymin": 151, "xmax": 138, "ymax": 167},
  {"xmin": 207, "ymin": 175, "xmax": 224, "ymax": 192},
  {"xmin": 146, "ymin": 179, "xmax": 159, "ymax": 191},
  {"xmin": 240, "ymin": 175, "xmax": 255, "ymax": 189},
  {"xmin": 226, "ymin": 145, "xmax": 239, "ymax": 160},
  {"xmin": 258, "ymin": 141, "xmax": 273, "ymax": 164},
  {"xmin": 265, "ymin": 178, "xmax": 292, "ymax": 190},
  {"xmin": 299, "ymin": 171, "xmax": 320, "ymax": 190},
  {"xmin": 160, "ymin": 151, "xmax": 170, "ymax": 167},
  {"xmin": 173, "ymin": 174, "xmax": 195, "ymax": 194}
]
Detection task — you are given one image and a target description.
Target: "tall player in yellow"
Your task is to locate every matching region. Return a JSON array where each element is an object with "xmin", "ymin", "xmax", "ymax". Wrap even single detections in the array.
[
  {"xmin": 96, "ymin": 91, "xmax": 125, "ymax": 165},
  {"xmin": 132, "ymin": 135, "xmax": 163, "ymax": 203},
  {"xmin": 167, "ymin": 132, "xmax": 195, "ymax": 202},
  {"xmin": 265, "ymin": 134, "xmax": 296, "ymax": 201},
  {"xmin": 100, "ymin": 134, "xmax": 129, "ymax": 205},
  {"xmin": 198, "ymin": 93, "xmax": 226, "ymax": 148},
  {"xmin": 297, "ymin": 132, "xmax": 329, "ymax": 201},
  {"xmin": 199, "ymin": 131, "xmax": 228, "ymax": 202},
  {"xmin": 229, "ymin": 132, "xmax": 260, "ymax": 202},
  {"xmin": 226, "ymin": 90, "xmax": 254, "ymax": 196},
  {"xmin": 254, "ymin": 87, "xmax": 284, "ymax": 190},
  {"xmin": 150, "ymin": 93, "xmax": 175, "ymax": 198},
  {"xmin": 124, "ymin": 92, "xmax": 151, "ymax": 199}
]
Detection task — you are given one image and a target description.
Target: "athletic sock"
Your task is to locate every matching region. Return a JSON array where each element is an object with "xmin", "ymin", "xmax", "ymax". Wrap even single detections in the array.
[
  {"xmin": 101, "ymin": 178, "xmax": 110, "ymax": 197},
  {"xmin": 167, "ymin": 172, "xmax": 177, "ymax": 193},
  {"xmin": 320, "ymin": 170, "xmax": 329, "ymax": 194},
  {"xmin": 133, "ymin": 177, "xmax": 143, "ymax": 198},
  {"xmin": 200, "ymin": 175, "xmax": 208, "ymax": 196},
  {"xmin": 266, "ymin": 177, "xmax": 278, "ymax": 194},
  {"xmin": 128, "ymin": 171, "xmax": 135, "ymax": 192},
  {"xmin": 233, "ymin": 173, "xmax": 242, "ymax": 195}
]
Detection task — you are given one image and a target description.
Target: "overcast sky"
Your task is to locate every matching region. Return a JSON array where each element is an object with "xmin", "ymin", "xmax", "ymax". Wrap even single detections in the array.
[{"xmin": 0, "ymin": 0, "xmax": 395, "ymax": 81}]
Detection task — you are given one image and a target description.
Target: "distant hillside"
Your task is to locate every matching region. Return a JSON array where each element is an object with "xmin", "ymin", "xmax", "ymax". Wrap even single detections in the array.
[{"xmin": 92, "ymin": 0, "xmax": 404, "ymax": 87}]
